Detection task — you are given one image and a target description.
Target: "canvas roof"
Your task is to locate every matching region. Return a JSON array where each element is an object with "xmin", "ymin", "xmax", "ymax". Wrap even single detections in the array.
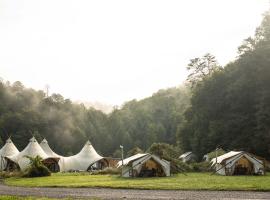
[
  {"xmin": 40, "ymin": 139, "xmax": 61, "ymax": 157},
  {"xmin": 179, "ymin": 151, "xmax": 192, "ymax": 159},
  {"xmin": 117, "ymin": 153, "xmax": 148, "ymax": 167},
  {"xmin": 0, "ymin": 138, "xmax": 20, "ymax": 170},
  {"xmin": 211, "ymin": 151, "xmax": 242, "ymax": 165},
  {"xmin": 0, "ymin": 138, "xmax": 19, "ymax": 158},
  {"xmin": 60, "ymin": 140, "xmax": 104, "ymax": 172},
  {"xmin": 6, "ymin": 137, "xmax": 57, "ymax": 170}
]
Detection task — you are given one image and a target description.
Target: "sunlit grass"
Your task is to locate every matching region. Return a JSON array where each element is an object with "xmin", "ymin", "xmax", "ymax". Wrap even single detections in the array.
[{"xmin": 4, "ymin": 173, "xmax": 270, "ymax": 191}]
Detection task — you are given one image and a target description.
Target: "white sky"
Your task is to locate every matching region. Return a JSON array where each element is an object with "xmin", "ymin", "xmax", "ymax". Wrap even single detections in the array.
[{"xmin": 0, "ymin": 0, "xmax": 268, "ymax": 105}]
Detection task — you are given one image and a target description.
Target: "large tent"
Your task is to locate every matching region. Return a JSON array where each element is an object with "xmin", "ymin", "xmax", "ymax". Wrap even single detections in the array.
[
  {"xmin": 59, "ymin": 140, "xmax": 106, "ymax": 172},
  {"xmin": 40, "ymin": 139, "xmax": 107, "ymax": 172},
  {"xmin": 40, "ymin": 139, "xmax": 61, "ymax": 157},
  {"xmin": 211, "ymin": 151, "xmax": 266, "ymax": 175},
  {"xmin": 118, "ymin": 153, "xmax": 170, "ymax": 177},
  {"xmin": 0, "ymin": 138, "xmax": 19, "ymax": 171},
  {"xmin": 5, "ymin": 137, "xmax": 60, "ymax": 172}
]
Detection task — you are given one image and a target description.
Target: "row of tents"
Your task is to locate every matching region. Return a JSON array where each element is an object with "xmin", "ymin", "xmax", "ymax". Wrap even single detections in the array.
[
  {"xmin": 0, "ymin": 137, "xmax": 113, "ymax": 172},
  {"xmin": 1, "ymin": 137, "xmax": 268, "ymax": 176},
  {"xmin": 179, "ymin": 151, "xmax": 268, "ymax": 176},
  {"xmin": 0, "ymin": 137, "xmax": 171, "ymax": 177}
]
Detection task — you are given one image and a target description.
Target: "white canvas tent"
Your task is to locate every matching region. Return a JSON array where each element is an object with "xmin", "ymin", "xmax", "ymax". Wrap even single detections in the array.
[
  {"xmin": 117, "ymin": 153, "xmax": 170, "ymax": 177},
  {"xmin": 57, "ymin": 141, "xmax": 105, "ymax": 172},
  {"xmin": 40, "ymin": 139, "xmax": 107, "ymax": 172},
  {"xmin": 40, "ymin": 138, "xmax": 64, "ymax": 172},
  {"xmin": 40, "ymin": 139, "xmax": 61, "ymax": 157},
  {"xmin": 0, "ymin": 138, "xmax": 19, "ymax": 171},
  {"xmin": 5, "ymin": 137, "xmax": 60, "ymax": 171},
  {"xmin": 211, "ymin": 151, "xmax": 265, "ymax": 175}
]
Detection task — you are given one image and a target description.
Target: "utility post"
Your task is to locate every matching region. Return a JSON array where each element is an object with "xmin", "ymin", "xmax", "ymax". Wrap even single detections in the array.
[
  {"xmin": 215, "ymin": 146, "xmax": 219, "ymax": 169},
  {"xmin": 0, "ymin": 156, "xmax": 2, "ymax": 171},
  {"xmin": 120, "ymin": 145, "xmax": 124, "ymax": 176}
]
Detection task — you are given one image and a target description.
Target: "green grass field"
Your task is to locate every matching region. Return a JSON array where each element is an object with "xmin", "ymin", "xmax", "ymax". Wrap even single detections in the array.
[{"xmin": 4, "ymin": 173, "xmax": 270, "ymax": 191}]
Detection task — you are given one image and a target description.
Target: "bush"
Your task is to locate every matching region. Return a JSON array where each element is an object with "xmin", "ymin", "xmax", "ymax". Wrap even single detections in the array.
[
  {"xmin": 190, "ymin": 162, "xmax": 212, "ymax": 172},
  {"xmin": 23, "ymin": 155, "xmax": 51, "ymax": 178},
  {"xmin": 23, "ymin": 165, "xmax": 51, "ymax": 177},
  {"xmin": 91, "ymin": 167, "xmax": 120, "ymax": 175},
  {"xmin": 0, "ymin": 171, "xmax": 22, "ymax": 178}
]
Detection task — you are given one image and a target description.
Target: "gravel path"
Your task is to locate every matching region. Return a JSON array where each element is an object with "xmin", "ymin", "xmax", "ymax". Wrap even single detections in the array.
[{"xmin": 1, "ymin": 182, "xmax": 270, "ymax": 200}]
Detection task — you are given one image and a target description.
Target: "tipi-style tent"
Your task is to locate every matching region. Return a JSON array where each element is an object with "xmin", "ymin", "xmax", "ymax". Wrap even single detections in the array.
[
  {"xmin": 39, "ymin": 138, "xmax": 63, "ymax": 172},
  {"xmin": 60, "ymin": 140, "xmax": 107, "ymax": 172},
  {"xmin": 117, "ymin": 153, "xmax": 170, "ymax": 177},
  {"xmin": 40, "ymin": 139, "xmax": 61, "ymax": 157},
  {"xmin": 0, "ymin": 138, "xmax": 19, "ymax": 171},
  {"xmin": 211, "ymin": 151, "xmax": 266, "ymax": 175},
  {"xmin": 5, "ymin": 137, "xmax": 60, "ymax": 172}
]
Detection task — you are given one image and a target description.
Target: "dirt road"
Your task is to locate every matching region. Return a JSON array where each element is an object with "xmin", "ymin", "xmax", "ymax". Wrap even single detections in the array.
[{"xmin": 0, "ymin": 182, "xmax": 270, "ymax": 199}]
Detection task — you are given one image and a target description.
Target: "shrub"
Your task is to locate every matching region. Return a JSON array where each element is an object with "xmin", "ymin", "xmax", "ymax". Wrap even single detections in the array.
[
  {"xmin": 0, "ymin": 171, "xmax": 22, "ymax": 178},
  {"xmin": 190, "ymin": 162, "xmax": 212, "ymax": 172},
  {"xmin": 91, "ymin": 167, "xmax": 120, "ymax": 175},
  {"xmin": 23, "ymin": 155, "xmax": 51, "ymax": 177},
  {"xmin": 23, "ymin": 165, "xmax": 51, "ymax": 177}
]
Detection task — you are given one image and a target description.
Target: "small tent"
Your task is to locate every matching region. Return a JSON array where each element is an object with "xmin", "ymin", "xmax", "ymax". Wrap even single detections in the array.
[
  {"xmin": 179, "ymin": 152, "xmax": 196, "ymax": 163},
  {"xmin": 5, "ymin": 137, "xmax": 60, "ymax": 172},
  {"xmin": 117, "ymin": 153, "xmax": 170, "ymax": 177},
  {"xmin": 59, "ymin": 141, "xmax": 107, "ymax": 172},
  {"xmin": 0, "ymin": 138, "xmax": 19, "ymax": 171},
  {"xmin": 211, "ymin": 151, "xmax": 266, "ymax": 175}
]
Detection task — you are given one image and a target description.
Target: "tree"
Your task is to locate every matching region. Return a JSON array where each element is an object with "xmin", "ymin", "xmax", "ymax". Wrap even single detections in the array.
[
  {"xmin": 127, "ymin": 147, "xmax": 144, "ymax": 157},
  {"xmin": 186, "ymin": 53, "xmax": 222, "ymax": 88}
]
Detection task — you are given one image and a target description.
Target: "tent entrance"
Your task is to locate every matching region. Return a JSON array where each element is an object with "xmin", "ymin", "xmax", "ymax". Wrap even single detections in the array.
[
  {"xmin": 5, "ymin": 159, "xmax": 20, "ymax": 171},
  {"xmin": 43, "ymin": 158, "xmax": 60, "ymax": 172},
  {"xmin": 233, "ymin": 156, "xmax": 254, "ymax": 175},
  {"xmin": 138, "ymin": 158, "xmax": 165, "ymax": 177},
  {"xmin": 87, "ymin": 159, "xmax": 109, "ymax": 171}
]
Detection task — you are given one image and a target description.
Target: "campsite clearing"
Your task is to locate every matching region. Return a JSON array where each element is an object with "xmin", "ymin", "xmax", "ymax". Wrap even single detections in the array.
[{"xmin": 5, "ymin": 173, "xmax": 270, "ymax": 191}]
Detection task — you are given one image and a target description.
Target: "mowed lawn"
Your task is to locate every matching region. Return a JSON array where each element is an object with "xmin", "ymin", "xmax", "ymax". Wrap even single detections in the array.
[{"xmin": 4, "ymin": 173, "xmax": 270, "ymax": 191}]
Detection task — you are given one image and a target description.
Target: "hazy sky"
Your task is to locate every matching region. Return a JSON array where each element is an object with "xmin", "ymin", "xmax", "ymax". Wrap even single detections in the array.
[{"xmin": 0, "ymin": 0, "xmax": 268, "ymax": 105}]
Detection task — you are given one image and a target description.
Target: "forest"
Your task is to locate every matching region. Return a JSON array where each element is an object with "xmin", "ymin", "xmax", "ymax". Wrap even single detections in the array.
[{"xmin": 0, "ymin": 12, "xmax": 270, "ymax": 160}]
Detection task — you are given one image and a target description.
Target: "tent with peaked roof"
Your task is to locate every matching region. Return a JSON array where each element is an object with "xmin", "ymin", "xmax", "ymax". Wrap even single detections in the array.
[
  {"xmin": 211, "ymin": 151, "xmax": 266, "ymax": 175},
  {"xmin": 0, "ymin": 138, "xmax": 19, "ymax": 171},
  {"xmin": 40, "ymin": 139, "xmax": 61, "ymax": 157},
  {"xmin": 5, "ymin": 137, "xmax": 60, "ymax": 172},
  {"xmin": 59, "ymin": 140, "xmax": 106, "ymax": 172},
  {"xmin": 117, "ymin": 153, "xmax": 170, "ymax": 177}
]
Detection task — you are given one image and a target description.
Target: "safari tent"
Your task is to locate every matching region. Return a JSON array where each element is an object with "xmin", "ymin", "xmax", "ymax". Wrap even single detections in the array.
[
  {"xmin": 5, "ymin": 137, "xmax": 60, "ymax": 172},
  {"xmin": 211, "ymin": 151, "xmax": 266, "ymax": 175},
  {"xmin": 0, "ymin": 138, "xmax": 19, "ymax": 171},
  {"xmin": 117, "ymin": 153, "xmax": 170, "ymax": 177}
]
